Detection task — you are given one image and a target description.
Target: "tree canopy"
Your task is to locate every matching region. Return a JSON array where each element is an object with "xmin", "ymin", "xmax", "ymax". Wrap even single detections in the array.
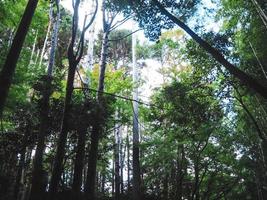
[{"xmin": 0, "ymin": 0, "xmax": 267, "ymax": 200}]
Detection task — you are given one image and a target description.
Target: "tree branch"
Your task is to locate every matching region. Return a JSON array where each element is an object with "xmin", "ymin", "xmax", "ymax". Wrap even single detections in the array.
[{"xmin": 152, "ymin": 0, "xmax": 267, "ymax": 99}]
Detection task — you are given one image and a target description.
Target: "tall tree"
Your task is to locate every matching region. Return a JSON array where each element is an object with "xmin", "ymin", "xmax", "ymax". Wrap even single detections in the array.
[
  {"xmin": 132, "ymin": 27, "xmax": 142, "ymax": 200},
  {"xmin": 0, "ymin": 0, "xmax": 39, "ymax": 116},
  {"xmin": 112, "ymin": 0, "xmax": 267, "ymax": 99},
  {"xmin": 29, "ymin": 1, "xmax": 60, "ymax": 200},
  {"xmin": 48, "ymin": 0, "xmax": 97, "ymax": 199},
  {"xmin": 84, "ymin": 1, "xmax": 113, "ymax": 198}
]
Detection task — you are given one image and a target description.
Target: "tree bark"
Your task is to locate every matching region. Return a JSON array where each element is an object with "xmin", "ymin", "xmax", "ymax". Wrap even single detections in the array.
[
  {"xmin": 84, "ymin": 123, "xmax": 101, "ymax": 200},
  {"xmin": 48, "ymin": 61, "xmax": 76, "ymax": 199},
  {"xmin": 29, "ymin": 79, "xmax": 51, "ymax": 200},
  {"xmin": 0, "ymin": 0, "xmax": 39, "ymax": 116},
  {"xmin": 72, "ymin": 122, "xmax": 87, "ymax": 194},
  {"xmin": 192, "ymin": 158, "xmax": 200, "ymax": 200},
  {"xmin": 162, "ymin": 174, "xmax": 169, "ymax": 200}
]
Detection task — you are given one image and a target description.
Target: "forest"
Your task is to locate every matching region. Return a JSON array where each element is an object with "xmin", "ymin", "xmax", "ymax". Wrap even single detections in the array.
[{"xmin": 0, "ymin": 0, "xmax": 267, "ymax": 200}]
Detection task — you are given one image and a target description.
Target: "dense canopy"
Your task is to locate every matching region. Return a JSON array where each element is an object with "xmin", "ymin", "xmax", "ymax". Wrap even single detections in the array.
[{"xmin": 0, "ymin": 0, "xmax": 267, "ymax": 200}]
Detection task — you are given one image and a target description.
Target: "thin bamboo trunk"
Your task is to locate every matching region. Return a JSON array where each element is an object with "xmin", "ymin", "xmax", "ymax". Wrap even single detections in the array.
[
  {"xmin": 249, "ymin": 42, "xmax": 267, "ymax": 80},
  {"xmin": 29, "ymin": 2, "xmax": 60, "ymax": 200},
  {"xmin": 39, "ymin": 21, "xmax": 51, "ymax": 67},
  {"xmin": 251, "ymin": 0, "xmax": 267, "ymax": 29},
  {"xmin": 132, "ymin": 24, "xmax": 142, "ymax": 200},
  {"xmin": 120, "ymin": 128, "xmax": 126, "ymax": 194},
  {"xmin": 114, "ymin": 111, "xmax": 121, "ymax": 200},
  {"xmin": 29, "ymin": 30, "xmax": 38, "ymax": 65},
  {"xmin": 126, "ymin": 131, "xmax": 130, "ymax": 193}
]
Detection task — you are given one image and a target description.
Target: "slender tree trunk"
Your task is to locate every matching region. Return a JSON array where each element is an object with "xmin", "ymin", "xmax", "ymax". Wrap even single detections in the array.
[
  {"xmin": 84, "ymin": 123, "xmax": 101, "ymax": 200},
  {"xmin": 29, "ymin": 3, "xmax": 60, "ymax": 199},
  {"xmin": 126, "ymin": 131, "xmax": 130, "ymax": 193},
  {"xmin": 114, "ymin": 111, "xmax": 121, "ymax": 200},
  {"xmin": 34, "ymin": 49, "xmax": 40, "ymax": 66},
  {"xmin": 72, "ymin": 123, "xmax": 87, "ymax": 194},
  {"xmin": 192, "ymin": 159, "xmax": 200, "ymax": 200},
  {"xmin": 29, "ymin": 30, "xmax": 38, "ymax": 65},
  {"xmin": 84, "ymin": 30, "xmax": 109, "ymax": 200},
  {"xmin": 112, "ymin": 158, "xmax": 115, "ymax": 197},
  {"xmin": 48, "ymin": 0, "xmax": 99, "ymax": 195},
  {"xmin": 177, "ymin": 167, "xmax": 183, "ymax": 200},
  {"xmin": 38, "ymin": 21, "xmax": 51, "ymax": 67},
  {"xmin": 120, "ymin": 130, "xmax": 126, "ymax": 194},
  {"xmin": 170, "ymin": 164, "xmax": 176, "ymax": 200},
  {"xmin": 132, "ymin": 25, "xmax": 142, "ymax": 200},
  {"xmin": 235, "ymin": 90, "xmax": 267, "ymax": 143},
  {"xmin": 176, "ymin": 146, "xmax": 183, "ymax": 200},
  {"xmin": 47, "ymin": 4, "xmax": 60, "ymax": 77},
  {"xmin": 14, "ymin": 143, "xmax": 27, "ymax": 200},
  {"xmin": 251, "ymin": 0, "xmax": 267, "ymax": 29},
  {"xmin": 248, "ymin": 42, "xmax": 267, "ymax": 80},
  {"xmin": 21, "ymin": 147, "xmax": 35, "ymax": 200},
  {"xmin": 162, "ymin": 174, "xmax": 169, "ymax": 200},
  {"xmin": 48, "ymin": 59, "xmax": 76, "ymax": 199},
  {"xmin": 0, "ymin": 0, "xmax": 39, "ymax": 116},
  {"xmin": 152, "ymin": 0, "xmax": 267, "ymax": 99},
  {"xmin": 28, "ymin": 86, "xmax": 50, "ymax": 200}
]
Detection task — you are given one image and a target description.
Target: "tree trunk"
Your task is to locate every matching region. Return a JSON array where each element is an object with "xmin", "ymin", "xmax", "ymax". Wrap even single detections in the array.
[
  {"xmin": 47, "ymin": 0, "xmax": 97, "ymax": 194},
  {"xmin": 176, "ymin": 146, "xmax": 183, "ymax": 200},
  {"xmin": 13, "ymin": 143, "xmax": 27, "ymax": 200},
  {"xmin": 120, "ymin": 130, "xmax": 126, "ymax": 194},
  {"xmin": 0, "ymin": 0, "xmax": 39, "ymax": 116},
  {"xmin": 29, "ymin": 3, "xmax": 60, "ymax": 199},
  {"xmin": 84, "ymin": 30, "xmax": 109, "ymax": 200},
  {"xmin": 114, "ymin": 111, "xmax": 121, "ymax": 200},
  {"xmin": 38, "ymin": 21, "xmax": 51, "ymax": 67},
  {"xmin": 47, "ymin": 3, "xmax": 60, "ymax": 77},
  {"xmin": 29, "ymin": 30, "xmax": 38, "ymax": 65},
  {"xmin": 84, "ymin": 123, "xmax": 101, "ymax": 200},
  {"xmin": 162, "ymin": 174, "xmax": 169, "ymax": 200},
  {"xmin": 251, "ymin": 0, "xmax": 267, "ymax": 29},
  {"xmin": 132, "ymin": 25, "xmax": 142, "ymax": 200},
  {"xmin": 72, "ymin": 123, "xmax": 87, "ymax": 194},
  {"xmin": 126, "ymin": 131, "xmax": 130, "ymax": 193},
  {"xmin": 152, "ymin": 0, "xmax": 267, "ymax": 99},
  {"xmin": 28, "ymin": 82, "xmax": 51, "ymax": 200},
  {"xmin": 192, "ymin": 159, "xmax": 200, "ymax": 200},
  {"xmin": 112, "ymin": 158, "xmax": 115, "ymax": 197},
  {"xmin": 48, "ymin": 60, "xmax": 76, "ymax": 199}
]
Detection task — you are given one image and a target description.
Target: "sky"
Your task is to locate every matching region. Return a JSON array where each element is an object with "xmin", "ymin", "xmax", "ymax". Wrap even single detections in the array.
[
  {"xmin": 60, "ymin": 0, "xmax": 220, "ymax": 100},
  {"xmin": 60, "ymin": 0, "xmax": 161, "ymax": 101}
]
